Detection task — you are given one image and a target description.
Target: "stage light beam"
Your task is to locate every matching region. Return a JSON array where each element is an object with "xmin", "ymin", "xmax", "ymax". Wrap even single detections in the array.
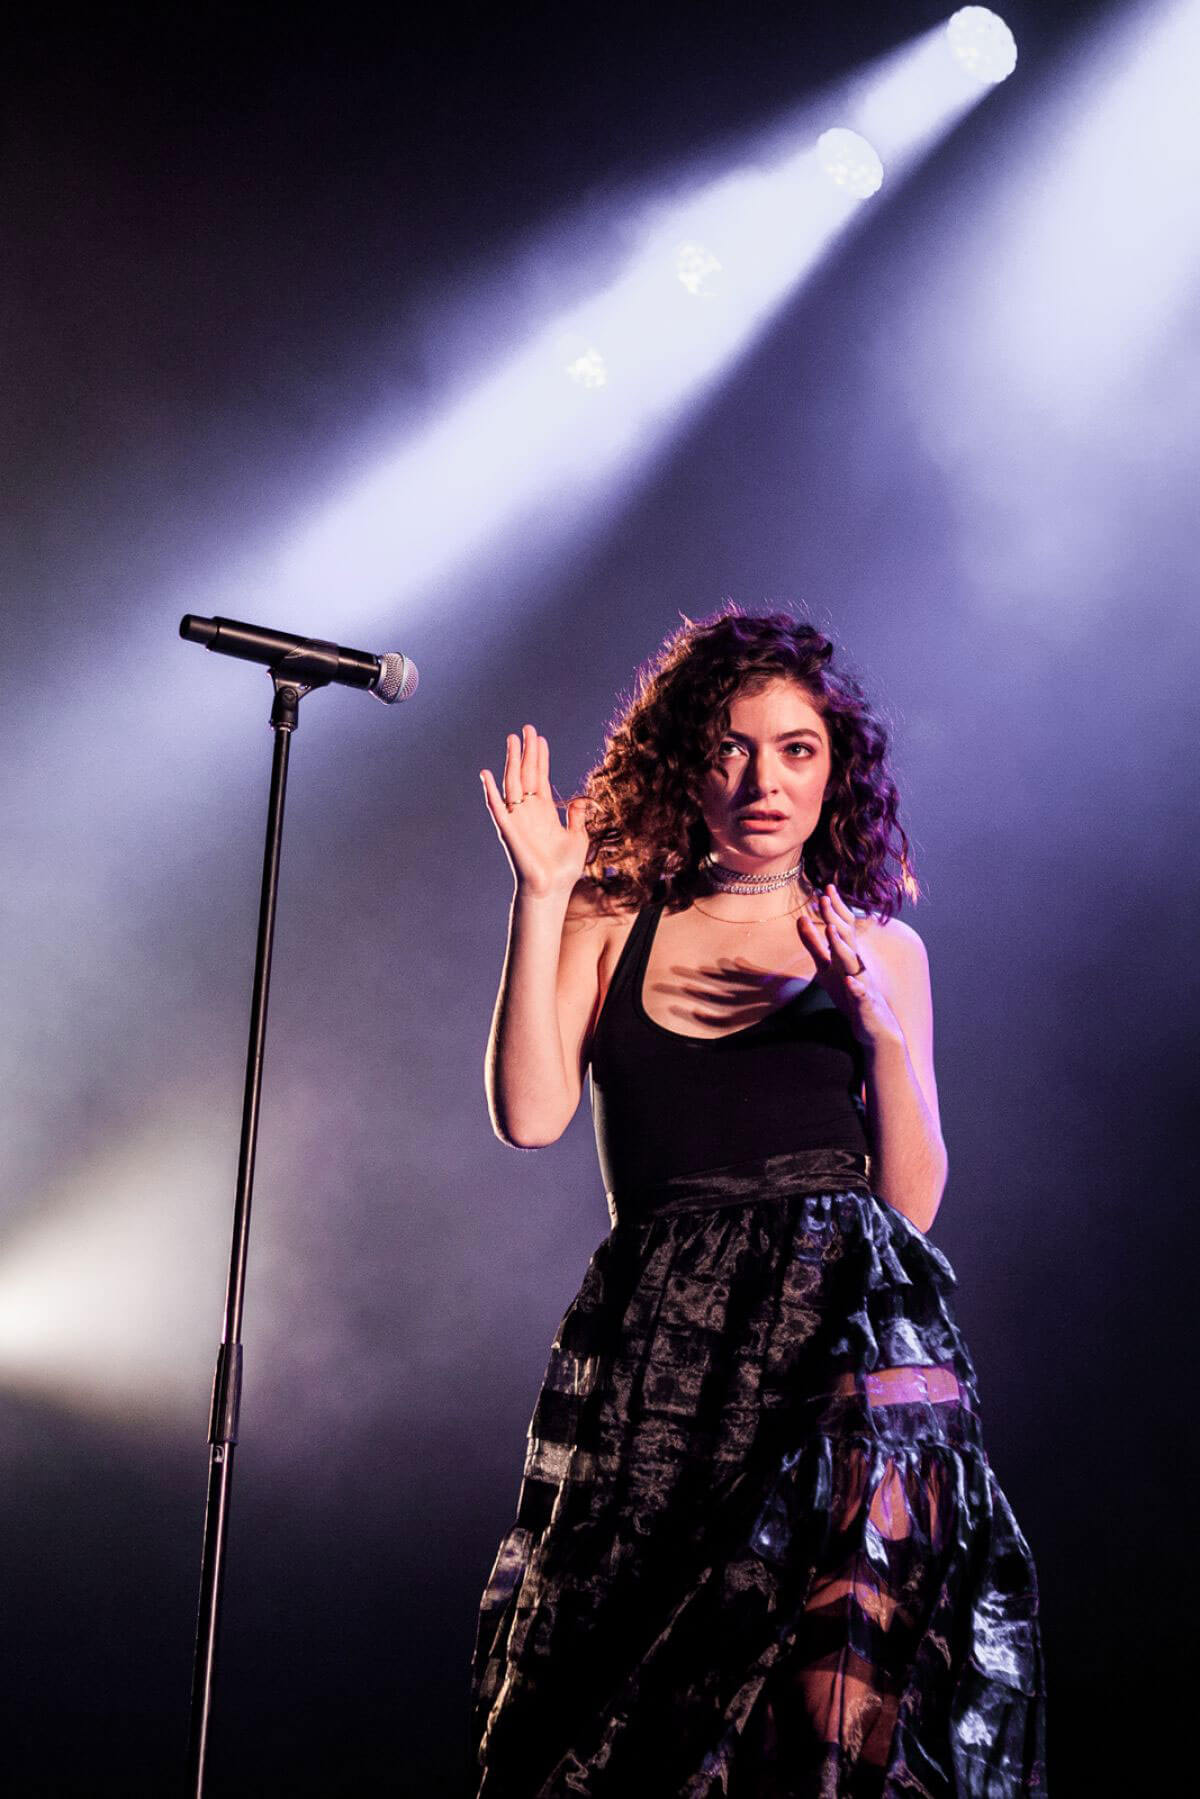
[{"xmin": 676, "ymin": 242, "xmax": 724, "ymax": 295}]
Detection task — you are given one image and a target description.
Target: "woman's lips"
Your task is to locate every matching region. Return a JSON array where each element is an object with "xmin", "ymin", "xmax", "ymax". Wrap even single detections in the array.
[{"xmin": 738, "ymin": 814, "xmax": 786, "ymax": 827}]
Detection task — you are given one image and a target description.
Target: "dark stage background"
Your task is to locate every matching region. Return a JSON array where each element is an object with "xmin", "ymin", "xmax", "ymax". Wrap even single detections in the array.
[{"xmin": 1, "ymin": 2, "xmax": 1194, "ymax": 1793}]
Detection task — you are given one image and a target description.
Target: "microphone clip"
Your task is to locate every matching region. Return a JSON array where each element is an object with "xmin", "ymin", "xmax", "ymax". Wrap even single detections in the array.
[{"xmin": 269, "ymin": 657, "xmax": 331, "ymax": 732}]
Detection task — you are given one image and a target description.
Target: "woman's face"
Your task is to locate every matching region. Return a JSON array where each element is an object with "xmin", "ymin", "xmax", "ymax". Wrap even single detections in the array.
[{"xmin": 698, "ymin": 677, "xmax": 833, "ymax": 875}]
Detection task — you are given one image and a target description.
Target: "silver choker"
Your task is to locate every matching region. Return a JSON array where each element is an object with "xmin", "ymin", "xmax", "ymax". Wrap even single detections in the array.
[{"xmin": 702, "ymin": 854, "xmax": 807, "ymax": 895}]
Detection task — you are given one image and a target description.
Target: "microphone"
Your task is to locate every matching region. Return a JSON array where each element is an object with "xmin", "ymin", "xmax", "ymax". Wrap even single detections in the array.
[{"xmin": 180, "ymin": 614, "xmax": 419, "ymax": 704}]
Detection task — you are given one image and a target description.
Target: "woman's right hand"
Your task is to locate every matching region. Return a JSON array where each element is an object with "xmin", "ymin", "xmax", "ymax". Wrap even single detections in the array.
[{"xmin": 480, "ymin": 724, "xmax": 595, "ymax": 898}]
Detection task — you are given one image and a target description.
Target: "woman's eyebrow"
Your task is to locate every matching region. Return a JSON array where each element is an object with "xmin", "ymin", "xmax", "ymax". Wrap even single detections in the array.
[{"xmin": 724, "ymin": 727, "xmax": 824, "ymax": 742}]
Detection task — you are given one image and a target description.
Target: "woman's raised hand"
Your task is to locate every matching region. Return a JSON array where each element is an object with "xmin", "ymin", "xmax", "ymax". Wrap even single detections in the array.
[
  {"xmin": 480, "ymin": 724, "xmax": 594, "ymax": 897},
  {"xmin": 796, "ymin": 882, "xmax": 901, "ymax": 1048}
]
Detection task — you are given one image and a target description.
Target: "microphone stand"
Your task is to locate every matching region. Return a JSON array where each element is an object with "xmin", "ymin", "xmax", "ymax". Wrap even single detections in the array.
[{"xmin": 184, "ymin": 651, "xmax": 338, "ymax": 1795}]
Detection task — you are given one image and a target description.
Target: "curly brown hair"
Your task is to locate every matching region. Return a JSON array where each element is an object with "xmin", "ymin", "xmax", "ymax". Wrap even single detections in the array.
[{"xmin": 578, "ymin": 604, "xmax": 919, "ymax": 921}]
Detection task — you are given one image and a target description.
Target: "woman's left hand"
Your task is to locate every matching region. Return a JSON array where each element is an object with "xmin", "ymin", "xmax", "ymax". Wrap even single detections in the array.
[{"xmin": 797, "ymin": 883, "xmax": 902, "ymax": 1049}]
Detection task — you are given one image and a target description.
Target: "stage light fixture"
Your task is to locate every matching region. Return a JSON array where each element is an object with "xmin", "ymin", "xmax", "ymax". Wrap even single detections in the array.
[
  {"xmin": 676, "ymin": 241, "xmax": 723, "ymax": 295},
  {"xmin": 565, "ymin": 346, "xmax": 609, "ymax": 388},
  {"xmin": 817, "ymin": 127, "xmax": 885, "ymax": 198},
  {"xmin": 946, "ymin": 7, "xmax": 1018, "ymax": 85}
]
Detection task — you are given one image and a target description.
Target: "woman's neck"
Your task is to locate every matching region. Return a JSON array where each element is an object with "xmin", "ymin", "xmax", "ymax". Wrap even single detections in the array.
[{"xmin": 693, "ymin": 858, "xmax": 816, "ymax": 921}]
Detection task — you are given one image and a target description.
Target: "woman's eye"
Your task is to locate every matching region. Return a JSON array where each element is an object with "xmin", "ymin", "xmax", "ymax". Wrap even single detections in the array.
[{"xmin": 715, "ymin": 740, "xmax": 814, "ymax": 758}]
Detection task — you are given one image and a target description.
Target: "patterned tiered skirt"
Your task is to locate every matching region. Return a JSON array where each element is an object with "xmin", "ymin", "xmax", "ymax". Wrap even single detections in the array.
[{"xmin": 471, "ymin": 1148, "xmax": 1047, "ymax": 1795}]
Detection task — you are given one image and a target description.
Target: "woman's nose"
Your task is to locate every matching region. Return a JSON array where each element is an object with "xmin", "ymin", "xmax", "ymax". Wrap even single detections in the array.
[{"xmin": 744, "ymin": 753, "xmax": 780, "ymax": 796}]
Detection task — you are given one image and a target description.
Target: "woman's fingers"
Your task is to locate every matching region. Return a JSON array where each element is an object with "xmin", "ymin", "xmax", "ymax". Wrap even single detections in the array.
[
  {"xmin": 502, "ymin": 724, "xmax": 559, "ymax": 807},
  {"xmin": 820, "ymin": 898, "xmax": 852, "ymax": 954},
  {"xmin": 482, "ymin": 726, "xmax": 596, "ymax": 897},
  {"xmin": 519, "ymin": 723, "xmax": 539, "ymax": 793},
  {"xmin": 502, "ymin": 732, "xmax": 522, "ymax": 806},
  {"xmin": 490, "ymin": 727, "xmax": 560, "ymax": 819},
  {"xmin": 820, "ymin": 893, "xmax": 861, "ymax": 969},
  {"xmin": 802, "ymin": 893, "xmax": 862, "ymax": 977},
  {"xmin": 797, "ymin": 908, "xmax": 832, "ymax": 969},
  {"xmin": 480, "ymin": 765, "xmax": 508, "ymax": 825}
]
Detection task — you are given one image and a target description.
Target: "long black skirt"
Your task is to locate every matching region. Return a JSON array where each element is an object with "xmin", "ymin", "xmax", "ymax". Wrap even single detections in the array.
[{"xmin": 470, "ymin": 1147, "xmax": 1047, "ymax": 1796}]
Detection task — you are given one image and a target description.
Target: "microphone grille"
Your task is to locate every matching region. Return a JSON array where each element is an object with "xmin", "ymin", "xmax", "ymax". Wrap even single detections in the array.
[{"xmin": 373, "ymin": 652, "xmax": 419, "ymax": 704}]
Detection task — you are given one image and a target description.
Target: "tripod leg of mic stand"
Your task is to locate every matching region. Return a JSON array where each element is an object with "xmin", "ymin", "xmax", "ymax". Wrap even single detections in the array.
[
  {"xmin": 187, "ymin": 1342, "xmax": 243, "ymax": 1794},
  {"xmin": 186, "ymin": 1446, "xmax": 236, "ymax": 1789}
]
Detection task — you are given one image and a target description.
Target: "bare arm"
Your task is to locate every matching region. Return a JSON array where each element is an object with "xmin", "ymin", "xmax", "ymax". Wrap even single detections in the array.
[
  {"xmin": 861, "ymin": 924, "xmax": 947, "ymax": 1234},
  {"xmin": 483, "ymin": 884, "xmax": 612, "ymax": 1147}
]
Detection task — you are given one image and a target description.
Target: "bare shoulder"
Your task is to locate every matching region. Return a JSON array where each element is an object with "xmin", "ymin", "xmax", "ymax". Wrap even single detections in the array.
[
  {"xmin": 854, "ymin": 910, "xmax": 930, "ymax": 987},
  {"xmin": 856, "ymin": 909, "xmax": 927, "ymax": 954},
  {"xmin": 557, "ymin": 879, "xmax": 640, "ymax": 1063},
  {"xmin": 561, "ymin": 878, "xmax": 639, "ymax": 975},
  {"xmin": 563, "ymin": 876, "xmax": 638, "ymax": 929}
]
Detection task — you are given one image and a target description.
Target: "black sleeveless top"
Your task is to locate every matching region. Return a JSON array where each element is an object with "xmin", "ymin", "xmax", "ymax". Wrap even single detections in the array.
[{"xmin": 589, "ymin": 898, "xmax": 870, "ymax": 1197}]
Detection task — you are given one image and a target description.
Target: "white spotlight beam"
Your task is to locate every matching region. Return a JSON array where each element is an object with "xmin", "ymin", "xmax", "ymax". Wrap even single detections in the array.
[
  {"xmin": 235, "ymin": 152, "xmax": 861, "ymax": 641},
  {"xmin": 967, "ymin": 0, "xmax": 1200, "ymax": 414},
  {"xmin": 843, "ymin": 17, "xmax": 1009, "ymax": 180},
  {"xmin": 890, "ymin": 0, "xmax": 1200, "ymax": 624},
  {"xmin": 233, "ymin": 27, "xmax": 1000, "ymax": 647},
  {"xmin": 251, "ymin": 49, "xmax": 985, "ymax": 644}
]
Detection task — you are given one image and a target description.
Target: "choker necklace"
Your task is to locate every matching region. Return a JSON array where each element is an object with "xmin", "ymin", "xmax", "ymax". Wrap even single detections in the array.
[{"xmin": 702, "ymin": 853, "xmax": 807, "ymax": 895}]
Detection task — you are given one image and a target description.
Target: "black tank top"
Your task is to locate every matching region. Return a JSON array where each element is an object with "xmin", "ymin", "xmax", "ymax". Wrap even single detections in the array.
[{"xmin": 589, "ymin": 898, "xmax": 870, "ymax": 1196}]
